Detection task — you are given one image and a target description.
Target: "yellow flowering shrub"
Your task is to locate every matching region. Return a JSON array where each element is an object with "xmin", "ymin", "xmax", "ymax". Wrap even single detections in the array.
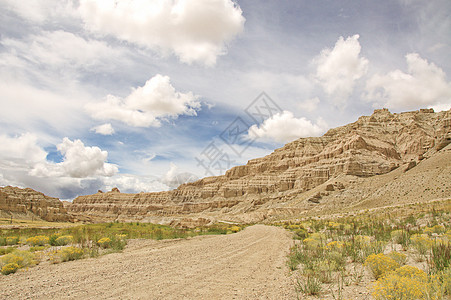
[
  {"xmin": 326, "ymin": 241, "xmax": 345, "ymax": 251},
  {"xmin": 372, "ymin": 265, "xmax": 442, "ymax": 300},
  {"xmin": 55, "ymin": 235, "xmax": 73, "ymax": 246},
  {"xmin": 388, "ymin": 251, "xmax": 407, "ymax": 265},
  {"xmin": 59, "ymin": 247, "xmax": 84, "ymax": 262},
  {"xmin": 5, "ymin": 236, "xmax": 19, "ymax": 245},
  {"xmin": 327, "ymin": 221, "xmax": 341, "ymax": 230},
  {"xmin": 97, "ymin": 237, "xmax": 111, "ymax": 249},
  {"xmin": 1, "ymin": 250, "xmax": 36, "ymax": 268},
  {"xmin": 1, "ymin": 263, "xmax": 19, "ymax": 275},
  {"xmin": 26, "ymin": 235, "xmax": 49, "ymax": 246},
  {"xmin": 365, "ymin": 253, "xmax": 399, "ymax": 279},
  {"xmin": 229, "ymin": 226, "xmax": 241, "ymax": 233}
]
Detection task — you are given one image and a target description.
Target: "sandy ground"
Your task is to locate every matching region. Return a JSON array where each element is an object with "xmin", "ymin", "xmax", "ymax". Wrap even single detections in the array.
[{"xmin": 0, "ymin": 225, "xmax": 297, "ymax": 299}]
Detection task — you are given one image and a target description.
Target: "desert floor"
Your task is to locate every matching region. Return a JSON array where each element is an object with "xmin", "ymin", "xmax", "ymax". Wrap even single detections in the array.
[{"xmin": 0, "ymin": 225, "xmax": 297, "ymax": 299}]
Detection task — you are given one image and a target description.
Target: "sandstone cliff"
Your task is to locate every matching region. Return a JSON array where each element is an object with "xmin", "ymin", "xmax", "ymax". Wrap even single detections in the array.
[
  {"xmin": 0, "ymin": 186, "xmax": 72, "ymax": 222},
  {"xmin": 68, "ymin": 108, "xmax": 451, "ymax": 224}
]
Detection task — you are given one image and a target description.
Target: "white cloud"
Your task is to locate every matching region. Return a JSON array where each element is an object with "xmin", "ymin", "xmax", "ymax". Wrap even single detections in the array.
[
  {"xmin": 0, "ymin": 0, "xmax": 77, "ymax": 24},
  {"xmin": 0, "ymin": 133, "xmax": 47, "ymax": 168},
  {"xmin": 0, "ymin": 134, "xmax": 119, "ymax": 199},
  {"xmin": 161, "ymin": 162, "xmax": 198, "ymax": 189},
  {"xmin": 102, "ymin": 174, "xmax": 170, "ymax": 194},
  {"xmin": 365, "ymin": 53, "xmax": 451, "ymax": 110},
  {"xmin": 30, "ymin": 138, "xmax": 118, "ymax": 178},
  {"xmin": 313, "ymin": 34, "xmax": 368, "ymax": 102},
  {"xmin": 247, "ymin": 111, "xmax": 328, "ymax": 143},
  {"xmin": 298, "ymin": 97, "xmax": 320, "ymax": 113},
  {"xmin": 78, "ymin": 0, "xmax": 245, "ymax": 66},
  {"xmin": 91, "ymin": 123, "xmax": 115, "ymax": 135},
  {"xmin": 1, "ymin": 30, "xmax": 124, "ymax": 73},
  {"xmin": 86, "ymin": 74, "xmax": 201, "ymax": 127}
]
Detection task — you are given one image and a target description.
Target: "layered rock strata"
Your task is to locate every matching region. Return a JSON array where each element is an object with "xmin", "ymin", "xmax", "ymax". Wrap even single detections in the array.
[
  {"xmin": 68, "ymin": 108, "xmax": 451, "ymax": 223},
  {"xmin": 0, "ymin": 186, "xmax": 72, "ymax": 222}
]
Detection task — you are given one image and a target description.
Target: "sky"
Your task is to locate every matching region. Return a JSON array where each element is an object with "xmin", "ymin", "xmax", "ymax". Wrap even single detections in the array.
[{"xmin": 0, "ymin": 0, "xmax": 450, "ymax": 200}]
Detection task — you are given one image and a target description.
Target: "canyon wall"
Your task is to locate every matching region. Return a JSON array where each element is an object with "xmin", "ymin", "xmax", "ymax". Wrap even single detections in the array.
[
  {"xmin": 0, "ymin": 186, "xmax": 72, "ymax": 222},
  {"xmin": 67, "ymin": 108, "xmax": 451, "ymax": 224}
]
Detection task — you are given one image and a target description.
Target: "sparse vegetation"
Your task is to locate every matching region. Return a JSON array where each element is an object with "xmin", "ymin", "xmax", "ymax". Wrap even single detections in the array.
[
  {"xmin": 0, "ymin": 221, "xmax": 246, "ymax": 275},
  {"xmin": 282, "ymin": 200, "xmax": 451, "ymax": 298}
]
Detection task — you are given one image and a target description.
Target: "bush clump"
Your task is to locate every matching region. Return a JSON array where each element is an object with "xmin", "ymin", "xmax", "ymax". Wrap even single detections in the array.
[
  {"xmin": 1, "ymin": 263, "xmax": 20, "ymax": 275},
  {"xmin": 58, "ymin": 247, "xmax": 84, "ymax": 262},
  {"xmin": 410, "ymin": 234, "xmax": 433, "ymax": 255},
  {"xmin": 1, "ymin": 250, "xmax": 36, "ymax": 269},
  {"xmin": 365, "ymin": 253, "xmax": 399, "ymax": 279},
  {"xmin": 26, "ymin": 235, "xmax": 49, "ymax": 246},
  {"xmin": 97, "ymin": 237, "xmax": 111, "ymax": 249},
  {"xmin": 372, "ymin": 265, "xmax": 442, "ymax": 300},
  {"xmin": 5, "ymin": 236, "xmax": 19, "ymax": 245},
  {"xmin": 388, "ymin": 251, "xmax": 407, "ymax": 266},
  {"xmin": 55, "ymin": 235, "xmax": 73, "ymax": 246}
]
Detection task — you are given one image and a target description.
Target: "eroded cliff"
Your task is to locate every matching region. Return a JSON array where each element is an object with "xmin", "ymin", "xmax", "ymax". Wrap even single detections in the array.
[
  {"xmin": 0, "ymin": 186, "xmax": 72, "ymax": 222},
  {"xmin": 68, "ymin": 108, "xmax": 451, "ymax": 224}
]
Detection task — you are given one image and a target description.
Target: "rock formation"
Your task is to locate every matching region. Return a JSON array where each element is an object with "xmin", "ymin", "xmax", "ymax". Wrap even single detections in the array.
[
  {"xmin": 0, "ymin": 186, "xmax": 72, "ymax": 222},
  {"xmin": 68, "ymin": 108, "xmax": 451, "ymax": 224}
]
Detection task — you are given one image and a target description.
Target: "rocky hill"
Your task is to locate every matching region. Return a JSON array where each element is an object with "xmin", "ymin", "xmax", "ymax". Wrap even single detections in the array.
[
  {"xmin": 0, "ymin": 186, "xmax": 72, "ymax": 222},
  {"xmin": 68, "ymin": 108, "xmax": 451, "ymax": 225}
]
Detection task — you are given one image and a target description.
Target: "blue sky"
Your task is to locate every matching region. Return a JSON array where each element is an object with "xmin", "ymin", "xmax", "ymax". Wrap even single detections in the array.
[{"xmin": 0, "ymin": 0, "xmax": 450, "ymax": 200}]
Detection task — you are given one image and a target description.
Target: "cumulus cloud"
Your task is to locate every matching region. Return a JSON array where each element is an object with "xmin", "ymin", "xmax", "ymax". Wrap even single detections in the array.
[
  {"xmin": 91, "ymin": 123, "xmax": 115, "ymax": 135},
  {"xmin": 78, "ymin": 0, "xmax": 245, "ymax": 66},
  {"xmin": 30, "ymin": 138, "xmax": 118, "ymax": 178},
  {"xmin": 247, "ymin": 111, "xmax": 328, "ymax": 143},
  {"xmin": 0, "ymin": 134, "xmax": 120, "ymax": 199},
  {"xmin": 161, "ymin": 162, "xmax": 198, "ymax": 189},
  {"xmin": 0, "ymin": 133, "xmax": 47, "ymax": 168},
  {"xmin": 365, "ymin": 53, "xmax": 451, "ymax": 110},
  {"xmin": 313, "ymin": 34, "xmax": 368, "ymax": 102},
  {"xmin": 86, "ymin": 74, "xmax": 201, "ymax": 127}
]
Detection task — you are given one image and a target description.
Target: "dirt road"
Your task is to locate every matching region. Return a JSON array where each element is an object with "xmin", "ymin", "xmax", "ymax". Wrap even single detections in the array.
[{"xmin": 0, "ymin": 225, "xmax": 297, "ymax": 299}]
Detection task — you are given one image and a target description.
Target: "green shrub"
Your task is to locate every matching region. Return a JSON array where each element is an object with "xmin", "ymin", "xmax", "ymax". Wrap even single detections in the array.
[
  {"xmin": 5, "ymin": 236, "xmax": 19, "ymax": 245},
  {"xmin": 55, "ymin": 235, "xmax": 73, "ymax": 246},
  {"xmin": 295, "ymin": 275, "xmax": 322, "ymax": 296},
  {"xmin": 428, "ymin": 241, "xmax": 451, "ymax": 273},
  {"xmin": 0, "ymin": 247, "xmax": 16, "ymax": 255},
  {"xmin": 294, "ymin": 228, "xmax": 308, "ymax": 240},
  {"xmin": 49, "ymin": 234, "xmax": 59, "ymax": 246}
]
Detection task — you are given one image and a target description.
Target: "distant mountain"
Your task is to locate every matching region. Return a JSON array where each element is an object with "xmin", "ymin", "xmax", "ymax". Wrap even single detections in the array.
[{"xmin": 64, "ymin": 108, "xmax": 450, "ymax": 225}]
